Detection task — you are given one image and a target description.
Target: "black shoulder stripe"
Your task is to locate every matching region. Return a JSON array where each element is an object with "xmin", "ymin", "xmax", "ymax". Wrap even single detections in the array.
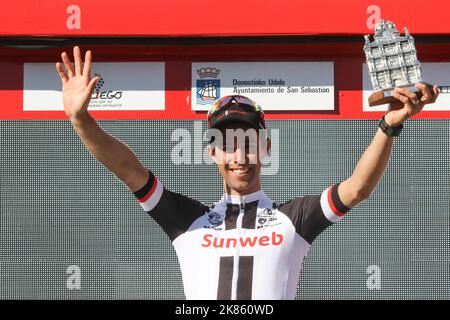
[
  {"xmin": 133, "ymin": 169, "xmax": 156, "ymax": 200},
  {"xmin": 331, "ymin": 182, "xmax": 351, "ymax": 213},
  {"xmin": 277, "ymin": 196, "xmax": 332, "ymax": 244}
]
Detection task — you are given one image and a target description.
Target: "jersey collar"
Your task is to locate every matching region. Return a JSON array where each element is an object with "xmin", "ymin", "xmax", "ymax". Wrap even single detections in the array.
[{"xmin": 220, "ymin": 189, "xmax": 267, "ymax": 204}]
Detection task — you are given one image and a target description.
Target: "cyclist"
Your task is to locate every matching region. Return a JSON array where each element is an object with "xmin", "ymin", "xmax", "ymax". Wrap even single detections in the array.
[{"xmin": 56, "ymin": 46, "xmax": 439, "ymax": 299}]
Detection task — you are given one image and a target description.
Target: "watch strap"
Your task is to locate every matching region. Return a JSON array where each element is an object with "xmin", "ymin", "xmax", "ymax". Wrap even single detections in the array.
[{"xmin": 378, "ymin": 116, "xmax": 403, "ymax": 137}]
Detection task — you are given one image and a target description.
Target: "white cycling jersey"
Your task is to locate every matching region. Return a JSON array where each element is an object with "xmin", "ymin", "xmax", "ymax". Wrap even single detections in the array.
[{"xmin": 133, "ymin": 169, "xmax": 350, "ymax": 300}]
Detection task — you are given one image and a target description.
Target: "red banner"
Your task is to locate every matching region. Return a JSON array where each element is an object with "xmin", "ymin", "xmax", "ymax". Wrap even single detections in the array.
[
  {"xmin": 1, "ymin": 0, "xmax": 450, "ymax": 36},
  {"xmin": 1, "ymin": 42, "xmax": 449, "ymax": 120}
]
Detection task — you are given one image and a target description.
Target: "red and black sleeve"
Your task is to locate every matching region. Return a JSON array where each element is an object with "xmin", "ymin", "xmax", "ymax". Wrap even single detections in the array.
[
  {"xmin": 278, "ymin": 182, "xmax": 350, "ymax": 244},
  {"xmin": 132, "ymin": 169, "xmax": 208, "ymax": 241}
]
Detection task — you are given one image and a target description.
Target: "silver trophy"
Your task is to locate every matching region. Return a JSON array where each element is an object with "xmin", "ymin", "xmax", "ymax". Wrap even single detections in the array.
[{"xmin": 364, "ymin": 19, "xmax": 432, "ymax": 107}]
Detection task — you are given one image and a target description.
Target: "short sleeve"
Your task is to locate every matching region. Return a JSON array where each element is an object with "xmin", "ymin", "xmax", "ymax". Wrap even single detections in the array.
[
  {"xmin": 132, "ymin": 169, "xmax": 208, "ymax": 241},
  {"xmin": 278, "ymin": 182, "xmax": 351, "ymax": 244}
]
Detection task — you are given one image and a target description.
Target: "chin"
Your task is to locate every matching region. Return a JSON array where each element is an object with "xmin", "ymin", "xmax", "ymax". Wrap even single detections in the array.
[
  {"xmin": 228, "ymin": 179, "xmax": 257, "ymax": 193},
  {"xmin": 230, "ymin": 182, "xmax": 250, "ymax": 191}
]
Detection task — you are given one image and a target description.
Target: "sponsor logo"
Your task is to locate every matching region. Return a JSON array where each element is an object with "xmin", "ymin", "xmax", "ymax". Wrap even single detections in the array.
[
  {"xmin": 91, "ymin": 73, "xmax": 123, "ymax": 100},
  {"xmin": 201, "ymin": 232, "xmax": 283, "ymax": 248},
  {"xmin": 207, "ymin": 210, "xmax": 224, "ymax": 228},
  {"xmin": 258, "ymin": 217, "xmax": 267, "ymax": 225},
  {"xmin": 196, "ymin": 67, "xmax": 221, "ymax": 106},
  {"xmin": 257, "ymin": 208, "xmax": 277, "ymax": 229},
  {"xmin": 215, "ymin": 109, "xmax": 249, "ymax": 121}
]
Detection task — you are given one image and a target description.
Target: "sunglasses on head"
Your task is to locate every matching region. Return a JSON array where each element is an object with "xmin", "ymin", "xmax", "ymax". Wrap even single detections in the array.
[{"xmin": 207, "ymin": 95, "xmax": 265, "ymax": 120}]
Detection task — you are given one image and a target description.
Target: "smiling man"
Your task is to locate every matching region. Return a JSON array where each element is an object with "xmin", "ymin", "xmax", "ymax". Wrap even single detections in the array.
[{"xmin": 56, "ymin": 46, "xmax": 439, "ymax": 300}]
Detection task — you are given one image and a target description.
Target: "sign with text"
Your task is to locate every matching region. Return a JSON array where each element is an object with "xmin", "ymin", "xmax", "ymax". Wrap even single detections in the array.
[
  {"xmin": 362, "ymin": 62, "xmax": 450, "ymax": 112},
  {"xmin": 23, "ymin": 62, "xmax": 165, "ymax": 111},
  {"xmin": 191, "ymin": 62, "xmax": 334, "ymax": 111}
]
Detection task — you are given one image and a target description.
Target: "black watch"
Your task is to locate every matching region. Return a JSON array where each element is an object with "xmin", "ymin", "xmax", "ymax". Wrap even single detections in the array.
[{"xmin": 378, "ymin": 116, "xmax": 403, "ymax": 137}]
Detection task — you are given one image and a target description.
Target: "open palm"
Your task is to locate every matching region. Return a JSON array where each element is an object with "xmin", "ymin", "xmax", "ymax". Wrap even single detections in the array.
[{"xmin": 56, "ymin": 46, "xmax": 99, "ymax": 119}]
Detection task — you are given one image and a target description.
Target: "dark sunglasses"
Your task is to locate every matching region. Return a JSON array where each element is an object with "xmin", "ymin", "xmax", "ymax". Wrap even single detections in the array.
[{"xmin": 207, "ymin": 95, "xmax": 265, "ymax": 120}]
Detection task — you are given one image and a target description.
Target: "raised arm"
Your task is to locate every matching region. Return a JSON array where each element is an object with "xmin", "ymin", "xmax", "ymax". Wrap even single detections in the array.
[
  {"xmin": 56, "ymin": 46, "xmax": 148, "ymax": 192},
  {"xmin": 338, "ymin": 83, "xmax": 440, "ymax": 208}
]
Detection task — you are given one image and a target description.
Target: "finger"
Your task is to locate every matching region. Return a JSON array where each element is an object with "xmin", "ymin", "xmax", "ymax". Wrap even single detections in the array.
[
  {"xmin": 73, "ymin": 46, "xmax": 82, "ymax": 76},
  {"xmin": 392, "ymin": 90, "xmax": 413, "ymax": 107},
  {"xmin": 433, "ymin": 84, "xmax": 441, "ymax": 96},
  {"xmin": 388, "ymin": 101, "xmax": 404, "ymax": 110},
  {"xmin": 429, "ymin": 85, "xmax": 440, "ymax": 103},
  {"xmin": 87, "ymin": 76, "xmax": 100, "ymax": 94},
  {"xmin": 83, "ymin": 50, "xmax": 92, "ymax": 78},
  {"xmin": 61, "ymin": 52, "xmax": 75, "ymax": 78},
  {"xmin": 414, "ymin": 82, "xmax": 427, "ymax": 91},
  {"xmin": 55, "ymin": 62, "xmax": 69, "ymax": 84},
  {"xmin": 433, "ymin": 85, "xmax": 440, "ymax": 96},
  {"xmin": 415, "ymin": 82, "xmax": 431, "ymax": 103},
  {"xmin": 394, "ymin": 87, "xmax": 420, "ymax": 105}
]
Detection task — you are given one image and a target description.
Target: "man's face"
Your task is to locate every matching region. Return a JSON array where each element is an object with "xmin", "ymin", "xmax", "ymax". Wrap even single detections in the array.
[{"xmin": 208, "ymin": 122, "xmax": 270, "ymax": 195}]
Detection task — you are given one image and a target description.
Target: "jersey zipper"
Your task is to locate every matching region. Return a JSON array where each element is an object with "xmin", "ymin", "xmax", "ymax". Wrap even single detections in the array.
[{"xmin": 231, "ymin": 196, "xmax": 245, "ymax": 300}]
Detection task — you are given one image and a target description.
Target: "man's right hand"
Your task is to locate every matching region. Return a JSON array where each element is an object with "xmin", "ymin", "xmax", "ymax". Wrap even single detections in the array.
[{"xmin": 56, "ymin": 46, "xmax": 99, "ymax": 120}]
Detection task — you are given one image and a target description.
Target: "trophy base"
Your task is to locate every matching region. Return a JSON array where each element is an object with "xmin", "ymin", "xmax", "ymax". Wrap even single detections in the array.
[{"xmin": 368, "ymin": 83, "xmax": 434, "ymax": 107}]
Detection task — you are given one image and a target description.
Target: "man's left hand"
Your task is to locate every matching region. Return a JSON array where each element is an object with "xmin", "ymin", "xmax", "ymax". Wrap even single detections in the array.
[{"xmin": 385, "ymin": 82, "xmax": 440, "ymax": 127}]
